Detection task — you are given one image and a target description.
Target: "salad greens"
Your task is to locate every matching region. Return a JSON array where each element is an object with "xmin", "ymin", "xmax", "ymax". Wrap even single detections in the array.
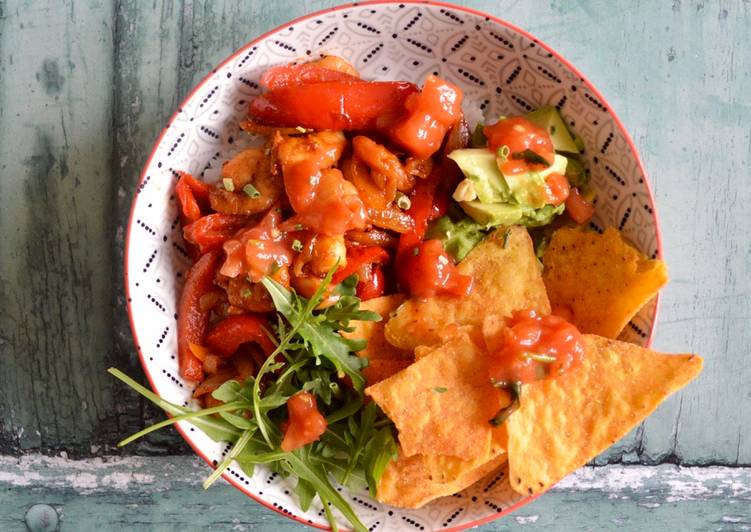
[{"xmin": 110, "ymin": 270, "xmax": 397, "ymax": 532}]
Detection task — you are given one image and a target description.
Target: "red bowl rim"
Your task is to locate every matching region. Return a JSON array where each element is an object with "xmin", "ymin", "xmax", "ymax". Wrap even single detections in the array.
[{"xmin": 123, "ymin": 1, "xmax": 664, "ymax": 530}]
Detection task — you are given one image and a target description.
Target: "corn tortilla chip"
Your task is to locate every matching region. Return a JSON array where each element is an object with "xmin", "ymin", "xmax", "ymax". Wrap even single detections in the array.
[
  {"xmin": 341, "ymin": 294, "xmax": 413, "ymax": 361},
  {"xmin": 506, "ymin": 335, "xmax": 702, "ymax": 495},
  {"xmin": 366, "ymin": 331, "xmax": 509, "ymax": 460},
  {"xmin": 542, "ymin": 227, "xmax": 668, "ymax": 338},
  {"xmin": 362, "ymin": 359, "xmax": 413, "ymax": 386},
  {"xmin": 377, "ymin": 428, "xmax": 508, "ymax": 509},
  {"xmin": 386, "ymin": 227, "xmax": 550, "ymax": 350}
]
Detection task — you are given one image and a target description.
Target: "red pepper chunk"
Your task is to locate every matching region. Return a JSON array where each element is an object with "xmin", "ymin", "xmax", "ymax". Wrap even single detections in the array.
[
  {"xmin": 280, "ymin": 392, "xmax": 327, "ymax": 452},
  {"xmin": 260, "ymin": 63, "xmax": 359, "ymax": 89},
  {"xmin": 332, "ymin": 246, "xmax": 389, "ymax": 284},
  {"xmin": 357, "ymin": 264, "xmax": 385, "ymax": 301},
  {"xmin": 205, "ymin": 315, "xmax": 276, "ymax": 358},
  {"xmin": 175, "ymin": 172, "xmax": 211, "ymax": 225},
  {"xmin": 565, "ymin": 187, "xmax": 595, "ymax": 224},
  {"xmin": 177, "ymin": 250, "xmax": 222, "ymax": 382},
  {"xmin": 400, "ymin": 240, "xmax": 473, "ymax": 298},
  {"xmin": 248, "ymin": 80, "xmax": 417, "ymax": 131},
  {"xmin": 183, "ymin": 213, "xmax": 249, "ymax": 256},
  {"xmin": 486, "ymin": 309, "xmax": 586, "ymax": 386},
  {"xmin": 391, "ymin": 75, "xmax": 463, "ymax": 159}
]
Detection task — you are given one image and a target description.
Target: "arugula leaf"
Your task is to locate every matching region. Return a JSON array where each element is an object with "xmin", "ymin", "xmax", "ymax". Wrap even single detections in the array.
[
  {"xmin": 108, "ymin": 368, "xmax": 241, "ymax": 443},
  {"xmin": 110, "ymin": 265, "xmax": 395, "ymax": 532},
  {"xmin": 295, "ymin": 477, "xmax": 317, "ymax": 512},
  {"xmin": 261, "ymin": 276, "xmax": 370, "ymax": 391},
  {"xmin": 363, "ymin": 427, "xmax": 399, "ymax": 498}
]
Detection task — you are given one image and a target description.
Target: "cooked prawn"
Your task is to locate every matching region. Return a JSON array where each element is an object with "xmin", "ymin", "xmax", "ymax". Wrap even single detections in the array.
[
  {"xmin": 209, "ymin": 148, "xmax": 282, "ymax": 215},
  {"xmin": 352, "ymin": 136, "xmax": 407, "ymax": 203}
]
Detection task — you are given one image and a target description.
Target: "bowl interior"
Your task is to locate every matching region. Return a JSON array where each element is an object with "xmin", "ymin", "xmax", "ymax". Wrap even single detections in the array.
[{"xmin": 125, "ymin": 2, "xmax": 660, "ymax": 530}]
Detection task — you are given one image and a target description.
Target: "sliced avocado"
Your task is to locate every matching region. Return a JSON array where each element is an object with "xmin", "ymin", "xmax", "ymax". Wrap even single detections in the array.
[
  {"xmin": 426, "ymin": 215, "xmax": 487, "ymax": 261},
  {"xmin": 448, "ymin": 149, "xmax": 510, "ymax": 204},
  {"xmin": 503, "ymin": 154, "xmax": 568, "ymax": 209},
  {"xmin": 470, "ymin": 123, "xmax": 487, "ymax": 148},
  {"xmin": 519, "ymin": 203, "xmax": 565, "ymax": 227},
  {"xmin": 564, "ymin": 156, "xmax": 589, "ymax": 188},
  {"xmin": 526, "ymin": 106, "xmax": 579, "ymax": 154},
  {"xmin": 459, "ymin": 201, "xmax": 524, "ymax": 227}
]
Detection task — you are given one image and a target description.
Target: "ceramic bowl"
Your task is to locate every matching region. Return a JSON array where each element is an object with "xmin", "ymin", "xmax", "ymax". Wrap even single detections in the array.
[{"xmin": 125, "ymin": 2, "xmax": 662, "ymax": 530}]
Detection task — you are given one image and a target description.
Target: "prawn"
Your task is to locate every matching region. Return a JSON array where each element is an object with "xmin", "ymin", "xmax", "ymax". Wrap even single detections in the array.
[{"xmin": 209, "ymin": 147, "xmax": 282, "ymax": 215}]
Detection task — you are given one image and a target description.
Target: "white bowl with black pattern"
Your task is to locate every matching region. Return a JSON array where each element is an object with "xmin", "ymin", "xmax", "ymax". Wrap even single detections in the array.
[{"xmin": 124, "ymin": 2, "xmax": 662, "ymax": 530}]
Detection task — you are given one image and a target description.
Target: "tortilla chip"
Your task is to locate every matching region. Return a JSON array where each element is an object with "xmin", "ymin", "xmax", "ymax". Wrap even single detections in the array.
[
  {"xmin": 542, "ymin": 227, "xmax": 668, "ymax": 338},
  {"xmin": 366, "ymin": 331, "xmax": 509, "ymax": 460},
  {"xmin": 362, "ymin": 359, "xmax": 413, "ymax": 386},
  {"xmin": 386, "ymin": 226, "xmax": 550, "ymax": 350},
  {"xmin": 506, "ymin": 335, "xmax": 702, "ymax": 495},
  {"xmin": 413, "ymin": 325, "xmax": 479, "ymax": 360},
  {"xmin": 377, "ymin": 428, "xmax": 508, "ymax": 509},
  {"xmin": 341, "ymin": 294, "xmax": 413, "ymax": 361}
]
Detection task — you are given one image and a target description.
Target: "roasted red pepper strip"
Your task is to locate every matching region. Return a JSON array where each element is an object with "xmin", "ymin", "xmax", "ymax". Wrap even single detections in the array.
[
  {"xmin": 397, "ymin": 167, "xmax": 443, "ymax": 255},
  {"xmin": 183, "ymin": 213, "xmax": 249, "ymax": 256},
  {"xmin": 332, "ymin": 246, "xmax": 389, "ymax": 284},
  {"xmin": 205, "ymin": 314, "xmax": 276, "ymax": 358},
  {"xmin": 175, "ymin": 172, "xmax": 211, "ymax": 225},
  {"xmin": 260, "ymin": 63, "xmax": 359, "ymax": 89},
  {"xmin": 248, "ymin": 80, "xmax": 417, "ymax": 131},
  {"xmin": 178, "ymin": 250, "xmax": 221, "ymax": 381},
  {"xmin": 357, "ymin": 264, "xmax": 385, "ymax": 300}
]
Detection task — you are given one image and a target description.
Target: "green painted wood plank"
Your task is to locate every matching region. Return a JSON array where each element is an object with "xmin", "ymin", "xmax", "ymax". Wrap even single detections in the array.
[
  {"xmin": 1, "ymin": 0, "xmax": 749, "ymax": 466},
  {"xmin": 0, "ymin": 0, "xmax": 117, "ymax": 453},
  {"xmin": 1, "ymin": 456, "xmax": 749, "ymax": 531},
  {"xmin": 110, "ymin": 0, "xmax": 189, "ymax": 455}
]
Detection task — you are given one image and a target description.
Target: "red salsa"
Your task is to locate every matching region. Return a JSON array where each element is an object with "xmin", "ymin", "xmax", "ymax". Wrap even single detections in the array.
[
  {"xmin": 280, "ymin": 391, "xmax": 328, "ymax": 452},
  {"xmin": 400, "ymin": 239, "xmax": 473, "ymax": 298},
  {"xmin": 483, "ymin": 116, "xmax": 555, "ymax": 176},
  {"xmin": 487, "ymin": 309, "xmax": 585, "ymax": 386}
]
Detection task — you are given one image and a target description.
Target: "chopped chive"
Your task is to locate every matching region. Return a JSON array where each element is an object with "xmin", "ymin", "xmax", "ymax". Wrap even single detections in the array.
[
  {"xmin": 292, "ymin": 239, "xmax": 303, "ymax": 252},
  {"xmin": 241, "ymin": 288, "xmax": 252, "ymax": 299},
  {"xmin": 222, "ymin": 178, "xmax": 235, "ymax": 192},
  {"xmin": 497, "ymin": 145, "xmax": 510, "ymax": 163},
  {"xmin": 395, "ymin": 192, "xmax": 411, "ymax": 210},
  {"xmin": 433, "ymin": 386, "xmax": 448, "ymax": 393},
  {"xmin": 243, "ymin": 184, "xmax": 260, "ymax": 198}
]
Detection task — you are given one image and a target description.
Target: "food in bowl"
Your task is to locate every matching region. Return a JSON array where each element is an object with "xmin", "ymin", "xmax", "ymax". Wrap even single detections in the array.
[{"xmin": 117, "ymin": 50, "xmax": 701, "ymax": 531}]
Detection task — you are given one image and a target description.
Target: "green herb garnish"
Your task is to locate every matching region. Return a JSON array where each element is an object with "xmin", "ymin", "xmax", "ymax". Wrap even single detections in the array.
[
  {"xmin": 222, "ymin": 177, "xmax": 235, "ymax": 192},
  {"xmin": 292, "ymin": 239, "xmax": 303, "ymax": 252},
  {"xmin": 489, "ymin": 381, "xmax": 522, "ymax": 426},
  {"xmin": 502, "ymin": 228, "xmax": 511, "ymax": 249},
  {"xmin": 243, "ymin": 183, "xmax": 261, "ymax": 198},
  {"xmin": 110, "ymin": 268, "xmax": 395, "ymax": 532},
  {"xmin": 433, "ymin": 386, "xmax": 448, "ymax": 393},
  {"xmin": 511, "ymin": 149, "xmax": 552, "ymax": 166},
  {"xmin": 496, "ymin": 144, "xmax": 511, "ymax": 162}
]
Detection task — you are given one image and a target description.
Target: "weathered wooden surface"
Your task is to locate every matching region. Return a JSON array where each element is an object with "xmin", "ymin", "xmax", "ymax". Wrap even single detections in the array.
[
  {"xmin": 0, "ymin": 0, "xmax": 750, "ymax": 529},
  {"xmin": 1, "ymin": 456, "xmax": 750, "ymax": 531}
]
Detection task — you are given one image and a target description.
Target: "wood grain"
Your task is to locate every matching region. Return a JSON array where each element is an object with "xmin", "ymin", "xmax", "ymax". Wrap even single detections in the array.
[
  {"xmin": 1, "ymin": 456, "xmax": 749, "ymax": 531},
  {"xmin": 0, "ymin": 0, "xmax": 748, "ymax": 468}
]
